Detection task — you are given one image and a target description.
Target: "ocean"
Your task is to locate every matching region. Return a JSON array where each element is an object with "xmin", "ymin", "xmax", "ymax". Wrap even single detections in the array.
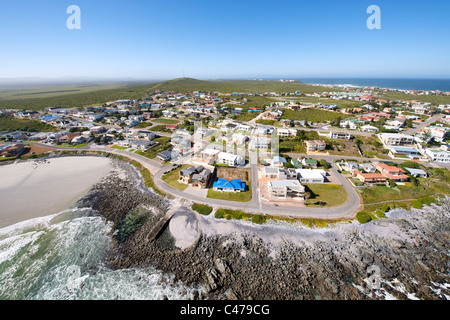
[
  {"xmin": 0, "ymin": 207, "xmax": 200, "ymax": 300},
  {"xmin": 294, "ymin": 78, "xmax": 450, "ymax": 92}
]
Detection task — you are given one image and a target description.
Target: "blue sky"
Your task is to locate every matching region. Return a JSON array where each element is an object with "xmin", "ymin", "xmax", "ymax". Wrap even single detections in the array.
[{"xmin": 0, "ymin": 0, "xmax": 449, "ymax": 80}]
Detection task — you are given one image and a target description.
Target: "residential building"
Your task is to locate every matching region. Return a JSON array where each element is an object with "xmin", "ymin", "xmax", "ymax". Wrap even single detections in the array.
[
  {"xmin": 373, "ymin": 162, "xmax": 409, "ymax": 182},
  {"xmin": 250, "ymin": 137, "xmax": 271, "ymax": 150},
  {"xmin": 217, "ymin": 152, "xmax": 245, "ymax": 166},
  {"xmin": 157, "ymin": 150, "xmax": 172, "ymax": 162},
  {"xmin": 0, "ymin": 144, "xmax": 26, "ymax": 157},
  {"xmin": 277, "ymin": 128, "xmax": 297, "ymax": 138},
  {"xmin": 301, "ymin": 158, "xmax": 318, "ymax": 168},
  {"xmin": 359, "ymin": 163, "xmax": 376, "ymax": 173},
  {"xmin": 130, "ymin": 139, "xmax": 157, "ymax": 151},
  {"xmin": 353, "ymin": 171, "xmax": 387, "ymax": 184},
  {"xmin": 213, "ymin": 178, "xmax": 246, "ymax": 192},
  {"xmin": 379, "ymin": 133, "xmax": 414, "ymax": 146},
  {"xmin": 271, "ymin": 156, "xmax": 287, "ymax": 168},
  {"xmin": 295, "ymin": 169, "xmax": 327, "ymax": 183},
  {"xmin": 360, "ymin": 125, "xmax": 379, "ymax": 133},
  {"xmin": 405, "ymin": 168, "xmax": 427, "ymax": 178},
  {"xmin": 388, "ymin": 146, "xmax": 422, "ymax": 159},
  {"xmin": 268, "ymin": 180, "xmax": 305, "ymax": 199},
  {"xmin": 338, "ymin": 161, "xmax": 360, "ymax": 172},
  {"xmin": 179, "ymin": 166, "xmax": 211, "ymax": 188},
  {"xmin": 425, "ymin": 126, "xmax": 450, "ymax": 142},
  {"xmin": 424, "ymin": 147, "xmax": 450, "ymax": 163},
  {"xmin": 305, "ymin": 140, "xmax": 326, "ymax": 152},
  {"xmin": 329, "ymin": 132, "xmax": 353, "ymax": 139},
  {"xmin": 232, "ymin": 133, "xmax": 248, "ymax": 145},
  {"xmin": 263, "ymin": 167, "xmax": 297, "ymax": 180}
]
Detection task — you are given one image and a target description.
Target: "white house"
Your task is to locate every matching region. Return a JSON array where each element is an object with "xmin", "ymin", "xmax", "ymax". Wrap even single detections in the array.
[
  {"xmin": 329, "ymin": 131, "xmax": 353, "ymax": 139},
  {"xmin": 217, "ymin": 152, "xmax": 245, "ymax": 166},
  {"xmin": 360, "ymin": 125, "xmax": 379, "ymax": 133},
  {"xmin": 424, "ymin": 147, "xmax": 450, "ymax": 163},
  {"xmin": 295, "ymin": 169, "xmax": 327, "ymax": 183},
  {"xmin": 380, "ymin": 133, "xmax": 414, "ymax": 146}
]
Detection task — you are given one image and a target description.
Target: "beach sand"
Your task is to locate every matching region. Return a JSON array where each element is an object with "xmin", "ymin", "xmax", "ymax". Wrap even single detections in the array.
[{"xmin": 0, "ymin": 156, "xmax": 112, "ymax": 228}]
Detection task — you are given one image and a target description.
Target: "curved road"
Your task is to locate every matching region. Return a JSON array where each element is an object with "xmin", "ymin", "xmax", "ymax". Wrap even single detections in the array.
[{"xmin": 14, "ymin": 141, "xmax": 362, "ymax": 219}]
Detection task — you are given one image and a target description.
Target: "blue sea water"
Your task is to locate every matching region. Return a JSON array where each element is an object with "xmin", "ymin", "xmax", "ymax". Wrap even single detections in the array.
[{"xmin": 293, "ymin": 78, "xmax": 450, "ymax": 92}]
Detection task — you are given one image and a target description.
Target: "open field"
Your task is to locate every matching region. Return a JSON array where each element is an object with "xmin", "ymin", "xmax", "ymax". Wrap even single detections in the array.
[
  {"xmin": 0, "ymin": 115, "xmax": 55, "ymax": 132},
  {"xmin": 280, "ymin": 108, "xmax": 346, "ymax": 123},
  {"xmin": 303, "ymin": 184, "xmax": 349, "ymax": 207}
]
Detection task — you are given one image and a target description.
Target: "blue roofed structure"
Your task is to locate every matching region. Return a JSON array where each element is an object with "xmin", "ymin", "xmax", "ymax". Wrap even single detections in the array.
[{"xmin": 213, "ymin": 178, "xmax": 245, "ymax": 192}]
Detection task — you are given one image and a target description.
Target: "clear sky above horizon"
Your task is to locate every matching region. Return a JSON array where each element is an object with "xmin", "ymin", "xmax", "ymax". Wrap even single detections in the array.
[{"xmin": 1, "ymin": 0, "xmax": 449, "ymax": 80}]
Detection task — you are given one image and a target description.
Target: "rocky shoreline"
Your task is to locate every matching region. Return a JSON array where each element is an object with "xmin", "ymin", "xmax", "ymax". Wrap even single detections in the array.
[{"xmin": 77, "ymin": 161, "xmax": 450, "ymax": 300}]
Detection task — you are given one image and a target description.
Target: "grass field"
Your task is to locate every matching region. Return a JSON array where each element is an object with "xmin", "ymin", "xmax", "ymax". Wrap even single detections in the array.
[
  {"xmin": 304, "ymin": 184, "xmax": 349, "ymax": 207},
  {"xmin": 161, "ymin": 164, "xmax": 191, "ymax": 191},
  {"xmin": 151, "ymin": 118, "xmax": 180, "ymax": 124},
  {"xmin": 360, "ymin": 167, "xmax": 450, "ymax": 213},
  {"xmin": 281, "ymin": 108, "xmax": 345, "ymax": 123},
  {"xmin": 0, "ymin": 115, "xmax": 55, "ymax": 132}
]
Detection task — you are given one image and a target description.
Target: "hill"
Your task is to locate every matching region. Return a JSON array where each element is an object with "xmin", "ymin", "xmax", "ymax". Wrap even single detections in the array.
[{"xmin": 148, "ymin": 77, "xmax": 336, "ymax": 94}]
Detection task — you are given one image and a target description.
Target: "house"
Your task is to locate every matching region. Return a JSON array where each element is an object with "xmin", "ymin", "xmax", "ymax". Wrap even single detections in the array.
[
  {"xmin": 232, "ymin": 133, "xmax": 248, "ymax": 145},
  {"xmin": 338, "ymin": 161, "xmax": 360, "ymax": 172},
  {"xmin": 263, "ymin": 167, "xmax": 297, "ymax": 180},
  {"xmin": 271, "ymin": 156, "xmax": 287, "ymax": 168},
  {"xmin": 290, "ymin": 158, "xmax": 303, "ymax": 168},
  {"xmin": 179, "ymin": 166, "xmax": 211, "ymax": 188},
  {"xmin": 353, "ymin": 171, "xmax": 387, "ymax": 184},
  {"xmin": 388, "ymin": 146, "xmax": 422, "ymax": 159},
  {"xmin": 57, "ymin": 133, "xmax": 79, "ymax": 144},
  {"xmin": 217, "ymin": 152, "xmax": 245, "ymax": 166},
  {"xmin": 425, "ymin": 126, "xmax": 450, "ymax": 143},
  {"xmin": 405, "ymin": 168, "xmax": 427, "ymax": 178},
  {"xmin": 71, "ymin": 136, "xmax": 87, "ymax": 145},
  {"xmin": 135, "ymin": 130, "xmax": 156, "ymax": 141},
  {"xmin": 301, "ymin": 158, "xmax": 318, "ymax": 168},
  {"xmin": 277, "ymin": 128, "xmax": 297, "ymax": 138},
  {"xmin": 295, "ymin": 169, "xmax": 327, "ymax": 183},
  {"xmin": 329, "ymin": 132, "xmax": 353, "ymax": 139},
  {"xmin": 379, "ymin": 133, "xmax": 414, "ymax": 146},
  {"xmin": 213, "ymin": 178, "xmax": 246, "ymax": 192},
  {"xmin": 268, "ymin": 180, "xmax": 305, "ymax": 199},
  {"xmin": 360, "ymin": 125, "xmax": 379, "ymax": 133},
  {"xmin": 373, "ymin": 162, "xmax": 409, "ymax": 182},
  {"xmin": 199, "ymin": 148, "xmax": 220, "ymax": 163},
  {"xmin": 0, "ymin": 144, "xmax": 26, "ymax": 157},
  {"xmin": 359, "ymin": 163, "xmax": 376, "ymax": 173},
  {"xmin": 90, "ymin": 126, "xmax": 106, "ymax": 134},
  {"xmin": 250, "ymin": 137, "xmax": 271, "ymax": 150},
  {"xmin": 157, "ymin": 150, "xmax": 172, "ymax": 162},
  {"xmin": 305, "ymin": 140, "xmax": 327, "ymax": 153},
  {"xmin": 424, "ymin": 147, "xmax": 450, "ymax": 163},
  {"xmin": 130, "ymin": 139, "xmax": 157, "ymax": 151}
]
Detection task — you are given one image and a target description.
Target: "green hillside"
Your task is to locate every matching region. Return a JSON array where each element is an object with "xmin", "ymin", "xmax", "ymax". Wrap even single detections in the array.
[{"xmin": 148, "ymin": 77, "xmax": 335, "ymax": 94}]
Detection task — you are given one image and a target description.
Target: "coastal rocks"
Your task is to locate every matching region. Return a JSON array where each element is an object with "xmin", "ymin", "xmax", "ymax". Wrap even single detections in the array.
[{"xmin": 80, "ymin": 165, "xmax": 450, "ymax": 300}]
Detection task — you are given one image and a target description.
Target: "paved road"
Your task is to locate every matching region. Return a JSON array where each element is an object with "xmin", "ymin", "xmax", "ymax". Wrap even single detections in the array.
[
  {"xmin": 153, "ymin": 158, "xmax": 361, "ymax": 220},
  {"xmin": 403, "ymin": 114, "xmax": 443, "ymax": 135}
]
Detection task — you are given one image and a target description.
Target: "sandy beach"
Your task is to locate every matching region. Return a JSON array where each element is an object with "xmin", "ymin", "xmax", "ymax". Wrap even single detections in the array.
[{"xmin": 0, "ymin": 156, "xmax": 113, "ymax": 228}]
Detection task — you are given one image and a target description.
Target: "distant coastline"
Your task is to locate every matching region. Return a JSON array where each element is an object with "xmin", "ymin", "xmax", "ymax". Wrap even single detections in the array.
[{"xmin": 293, "ymin": 78, "xmax": 450, "ymax": 92}]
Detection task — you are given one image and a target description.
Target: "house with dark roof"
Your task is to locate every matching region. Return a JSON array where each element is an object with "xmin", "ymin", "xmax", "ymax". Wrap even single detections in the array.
[{"xmin": 179, "ymin": 165, "xmax": 211, "ymax": 189}]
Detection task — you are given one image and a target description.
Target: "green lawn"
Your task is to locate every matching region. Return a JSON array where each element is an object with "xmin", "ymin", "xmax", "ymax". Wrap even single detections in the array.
[
  {"xmin": 111, "ymin": 145, "xmax": 127, "ymax": 150},
  {"xmin": 161, "ymin": 164, "xmax": 192, "ymax": 191},
  {"xmin": 304, "ymin": 184, "xmax": 349, "ymax": 207},
  {"xmin": 207, "ymin": 183, "xmax": 252, "ymax": 202},
  {"xmin": 281, "ymin": 109, "xmax": 345, "ymax": 123},
  {"xmin": 151, "ymin": 118, "xmax": 179, "ymax": 124}
]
